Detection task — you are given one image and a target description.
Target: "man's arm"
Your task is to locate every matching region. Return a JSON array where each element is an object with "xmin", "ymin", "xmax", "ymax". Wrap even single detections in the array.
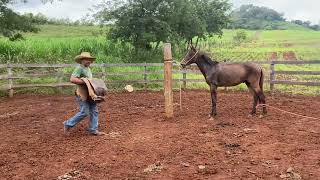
[{"xmin": 70, "ymin": 76, "xmax": 85, "ymax": 85}]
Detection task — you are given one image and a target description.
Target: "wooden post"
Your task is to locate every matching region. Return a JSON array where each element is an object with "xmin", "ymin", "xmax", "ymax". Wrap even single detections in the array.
[
  {"xmin": 164, "ymin": 43, "xmax": 173, "ymax": 118},
  {"xmin": 270, "ymin": 60, "xmax": 275, "ymax": 91},
  {"xmin": 144, "ymin": 62, "xmax": 147, "ymax": 91},
  {"xmin": 101, "ymin": 64, "xmax": 108, "ymax": 90},
  {"xmin": 101, "ymin": 64, "xmax": 107, "ymax": 81},
  {"xmin": 7, "ymin": 64, "xmax": 13, "ymax": 97}
]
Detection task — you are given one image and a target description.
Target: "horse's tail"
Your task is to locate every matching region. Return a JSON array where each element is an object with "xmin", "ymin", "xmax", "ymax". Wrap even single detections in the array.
[{"xmin": 259, "ymin": 68, "xmax": 264, "ymax": 92}]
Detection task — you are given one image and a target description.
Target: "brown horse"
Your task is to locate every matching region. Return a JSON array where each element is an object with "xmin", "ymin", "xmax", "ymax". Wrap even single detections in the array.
[{"xmin": 181, "ymin": 45, "xmax": 267, "ymax": 118}]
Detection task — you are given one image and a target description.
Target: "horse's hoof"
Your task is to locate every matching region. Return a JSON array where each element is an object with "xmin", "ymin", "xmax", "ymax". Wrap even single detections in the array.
[
  {"xmin": 247, "ymin": 114, "xmax": 255, "ymax": 118},
  {"xmin": 259, "ymin": 115, "xmax": 265, "ymax": 119},
  {"xmin": 209, "ymin": 117, "xmax": 215, "ymax": 121}
]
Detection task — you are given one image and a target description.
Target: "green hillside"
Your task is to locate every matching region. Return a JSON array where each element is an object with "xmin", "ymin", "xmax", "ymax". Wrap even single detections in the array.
[{"xmin": 229, "ymin": 4, "xmax": 319, "ymax": 31}]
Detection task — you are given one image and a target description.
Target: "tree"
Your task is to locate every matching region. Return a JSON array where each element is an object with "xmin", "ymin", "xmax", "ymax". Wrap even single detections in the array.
[
  {"xmin": 291, "ymin": 19, "xmax": 320, "ymax": 31},
  {"xmin": 234, "ymin": 4, "xmax": 285, "ymax": 21},
  {"xmin": 0, "ymin": 0, "xmax": 39, "ymax": 40},
  {"xmin": 229, "ymin": 4, "xmax": 286, "ymax": 30},
  {"xmin": 95, "ymin": 0, "xmax": 231, "ymax": 49}
]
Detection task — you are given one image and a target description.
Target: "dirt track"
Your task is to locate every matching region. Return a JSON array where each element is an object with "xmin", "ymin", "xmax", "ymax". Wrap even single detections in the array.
[{"xmin": 1, "ymin": 90, "xmax": 320, "ymax": 179}]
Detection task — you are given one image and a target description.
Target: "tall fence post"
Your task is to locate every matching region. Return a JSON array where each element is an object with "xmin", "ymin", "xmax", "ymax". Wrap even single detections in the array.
[
  {"xmin": 270, "ymin": 60, "xmax": 275, "ymax": 91},
  {"xmin": 144, "ymin": 62, "xmax": 147, "ymax": 91},
  {"xmin": 101, "ymin": 64, "xmax": 107, "ymax": 81},
  {"xmin": 164, "ymin": 43, "xmax": 173, "ymax": 118},
  {"xmin": 7, "ymin": 64, "xmax": 14, "ymax": 97}
]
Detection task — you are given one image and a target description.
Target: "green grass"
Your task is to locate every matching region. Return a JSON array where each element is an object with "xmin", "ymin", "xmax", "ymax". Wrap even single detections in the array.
[{"xmin": 1, "ymin": 25, "xmax": 320, "ymax": 96}]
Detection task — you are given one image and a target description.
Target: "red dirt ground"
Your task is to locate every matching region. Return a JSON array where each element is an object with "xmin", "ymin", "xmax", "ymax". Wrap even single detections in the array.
[{"xmin": 0, "ymin": 90, "xmax": 320, "ymax": 179}]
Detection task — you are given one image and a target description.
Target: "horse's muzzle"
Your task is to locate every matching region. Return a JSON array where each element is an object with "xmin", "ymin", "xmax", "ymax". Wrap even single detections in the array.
[{"xmin": 180, "ymin": 63, "xmax": 186, "ymax": 68}]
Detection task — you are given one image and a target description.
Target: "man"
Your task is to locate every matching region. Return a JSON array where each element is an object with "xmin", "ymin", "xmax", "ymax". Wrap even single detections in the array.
[{"xmin": 63, "ymin": 52, "xmax": 105, "ymax": 136}]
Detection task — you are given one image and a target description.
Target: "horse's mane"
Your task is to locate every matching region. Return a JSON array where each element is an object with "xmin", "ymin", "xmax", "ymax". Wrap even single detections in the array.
[{"xmin": 201, "ymin": 52, "xmax": 219, "ymax": 65}]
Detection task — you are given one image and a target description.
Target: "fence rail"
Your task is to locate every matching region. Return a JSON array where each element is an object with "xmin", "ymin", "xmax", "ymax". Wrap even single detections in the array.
[{"xmin": 1, "ymin": 60, "xmax": 320, "ymax": 97}]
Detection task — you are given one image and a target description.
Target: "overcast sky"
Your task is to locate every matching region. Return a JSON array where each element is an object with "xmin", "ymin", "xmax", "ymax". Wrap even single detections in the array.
[{"xmin": 10, "ymin": 0, "xmax": 320, "ymax": 24}]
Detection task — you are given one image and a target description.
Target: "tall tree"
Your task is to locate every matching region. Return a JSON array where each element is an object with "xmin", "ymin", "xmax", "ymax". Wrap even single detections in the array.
[
  {"xmin": 96, "ymin": 0, "xmax": 231, "ymax": 49},
  {"xmin": 0, "ymin": 0, "xmax": 39, "ymax": 40}
]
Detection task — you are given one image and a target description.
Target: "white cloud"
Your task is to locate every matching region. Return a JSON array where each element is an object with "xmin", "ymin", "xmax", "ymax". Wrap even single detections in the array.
[{"xmin": 10, "ymin": 0, "xmax": 103, "ymax": 20}]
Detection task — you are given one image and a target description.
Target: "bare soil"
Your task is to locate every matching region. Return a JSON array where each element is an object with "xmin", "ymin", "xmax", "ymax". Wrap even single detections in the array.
[{"xmin": 1, "ymin": 90, "xmax": 320, "ymax": 179}]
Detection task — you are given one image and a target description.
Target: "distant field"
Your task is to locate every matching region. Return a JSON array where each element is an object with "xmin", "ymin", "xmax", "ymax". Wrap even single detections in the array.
[
  {"xmin": 1, "ymin": 25, "xmax": 320, "ymax": 64},
  {"xmin": 199, "ymin": 30, "xmax": 320, "ymax": 61},
  {"xmin": 24, "ymin": 25, "xmax": 104, "ymax": 38}
]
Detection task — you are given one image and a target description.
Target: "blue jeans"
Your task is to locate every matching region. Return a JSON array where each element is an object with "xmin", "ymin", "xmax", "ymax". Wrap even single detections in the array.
[{"xmin": 64, "ymin": 96, "xmax": 99, "ymax": 133}]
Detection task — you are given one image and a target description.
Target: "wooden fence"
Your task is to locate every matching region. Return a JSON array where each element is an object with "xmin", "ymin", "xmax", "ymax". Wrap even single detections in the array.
[
  {"xmin": 0, "ymin": 60, "xmax": 320, "ymax": 97},
  {"xmin": 268, "ymin": 60, "xmax": 320, "ymax": 90}
]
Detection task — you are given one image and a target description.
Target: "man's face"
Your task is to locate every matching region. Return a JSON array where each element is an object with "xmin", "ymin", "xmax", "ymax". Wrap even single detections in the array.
[{"xmin": 81, "ymin": 58, "xmax": 93, "ymax": 67}]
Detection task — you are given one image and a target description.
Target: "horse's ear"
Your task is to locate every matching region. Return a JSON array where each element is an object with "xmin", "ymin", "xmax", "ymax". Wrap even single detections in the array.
[
  {"xmin": 195, "ymin": 37, "xmax": 199, "ymax": 48},
  {"xmin": 190, "ymin": 43, "xmax": 196, "ymax": 52},
  {"xmin": 187, "ymin": 40, "xmax": 193, "ymax": 50}
]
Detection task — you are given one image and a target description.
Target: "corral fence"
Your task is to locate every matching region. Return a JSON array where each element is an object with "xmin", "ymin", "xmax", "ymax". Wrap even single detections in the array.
[{"xmin": 0, "ymin": 60, "xmax": 320, "ymax": 97}]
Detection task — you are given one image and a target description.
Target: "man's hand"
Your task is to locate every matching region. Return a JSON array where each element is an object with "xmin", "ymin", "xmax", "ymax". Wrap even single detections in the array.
[{"xmin": 70, "ymin": 76, "xmax": 85, "ymax": 85}]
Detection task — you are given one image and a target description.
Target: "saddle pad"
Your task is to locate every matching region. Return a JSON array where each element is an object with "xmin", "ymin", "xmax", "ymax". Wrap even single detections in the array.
[
  {"xmin": 88, "ymin": 79, "xmax": 107, "ymax": 96},
  {"xmin": 77, "ymin": 78, "xmax": 107, "ymax": 103}
]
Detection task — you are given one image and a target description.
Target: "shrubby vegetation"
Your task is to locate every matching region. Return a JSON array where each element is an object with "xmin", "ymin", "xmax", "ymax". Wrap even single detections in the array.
[{"xmin": 232, "ymin": 30, "xmax": 248, "ymax": 44}]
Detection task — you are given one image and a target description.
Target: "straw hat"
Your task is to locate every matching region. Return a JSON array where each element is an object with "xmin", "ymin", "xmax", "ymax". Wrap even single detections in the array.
[
  {"xmin": 74, "ymin": 52, "xmax": 96, "ymax": 64},
  {"xmin": 125, "ymin": 85, "xmax": 134, "ymax": 92}
]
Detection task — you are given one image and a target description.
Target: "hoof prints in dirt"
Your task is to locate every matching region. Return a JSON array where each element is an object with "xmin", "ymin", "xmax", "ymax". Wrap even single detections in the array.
[
  {"xmin": 224, "ymin": 143, "xmax": 241, "ymax": 148},
  {"xmin": 216, "ymin": 122, "xmax": 234, "ymax": 128}
]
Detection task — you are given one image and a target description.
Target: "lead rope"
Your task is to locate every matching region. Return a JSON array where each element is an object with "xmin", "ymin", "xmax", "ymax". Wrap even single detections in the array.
[
  {"xmin": 176, "ymin": 50, "xmax": 199, "ymax": 111},
  {"xmin": 256, "ymin": 104, "xmax": 320, "ymax": 120},
  {"xmin": 179, "ymin": 65, "xmax": 183, "ymax": 111},
  {"xmin": 173, "ymin": 60, "xmax": 183, "ymax": 111}
]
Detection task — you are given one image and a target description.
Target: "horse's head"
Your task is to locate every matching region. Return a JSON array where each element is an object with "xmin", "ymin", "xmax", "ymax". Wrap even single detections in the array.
[{"xmin": 181, "ymin": 44, "xmax": 199, "ymax": 68}]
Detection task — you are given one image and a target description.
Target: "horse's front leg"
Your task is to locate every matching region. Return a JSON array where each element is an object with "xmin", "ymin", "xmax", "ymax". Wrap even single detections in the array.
[{"xmin": 209, "ymin": 85, "xmax": 217, "ymax": 119}]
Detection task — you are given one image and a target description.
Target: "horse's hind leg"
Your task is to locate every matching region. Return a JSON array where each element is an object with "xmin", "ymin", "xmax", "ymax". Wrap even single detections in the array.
[
  {"xmin": 258, "ymin": 91, "xmax": 267, "ymax": 115},
  {"xmin": 252, "ymin": 87, "xmax": 267, "ymax": 116},
  {"xmin": 245, "ymin": 82, "xmax": 258, "ymax": 116}
]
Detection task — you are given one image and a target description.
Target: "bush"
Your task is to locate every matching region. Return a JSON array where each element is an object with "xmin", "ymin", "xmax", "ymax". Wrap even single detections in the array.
[{"xmin": 233, "ymin": 30, "xmax": 248, "ymax": 44}]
